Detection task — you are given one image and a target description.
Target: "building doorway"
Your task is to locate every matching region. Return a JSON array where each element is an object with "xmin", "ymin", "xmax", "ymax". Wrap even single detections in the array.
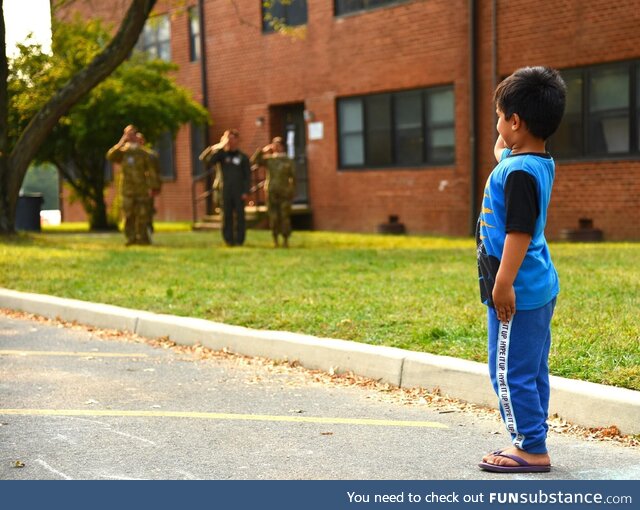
[{"xmin": 269, "ymin": 103, "xmax": 309, "ymax": 204}]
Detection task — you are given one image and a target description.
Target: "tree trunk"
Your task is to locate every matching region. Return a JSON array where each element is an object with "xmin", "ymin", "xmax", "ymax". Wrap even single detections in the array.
[
  {"xmin": 55, "ymin": 159, "xmax": 115, "ymax": 231},
  {"xmin": 0, "ymin": 0, "xmax": 157, "ymax": 235},
  {"xmin": 88, "ymin": 194, "xmax": 115, "ymax": 231},
  {"xmin": 0, "ymin": 1, "xmax": 14, "ymax": 233}
]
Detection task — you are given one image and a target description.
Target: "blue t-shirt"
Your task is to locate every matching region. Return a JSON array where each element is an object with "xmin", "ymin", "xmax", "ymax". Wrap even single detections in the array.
[{"xmin": 476, "ymin": 149, "xmax": 559, "ymax": 310}]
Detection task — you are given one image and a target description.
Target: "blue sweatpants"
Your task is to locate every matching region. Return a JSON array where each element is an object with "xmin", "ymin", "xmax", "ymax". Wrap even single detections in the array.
[{"xmin": 487, "ymin": 298, "xmax": 556, "ymax": 454}]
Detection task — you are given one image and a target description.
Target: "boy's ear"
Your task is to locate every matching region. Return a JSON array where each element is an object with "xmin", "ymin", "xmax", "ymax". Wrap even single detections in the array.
[{"xmin": 511, "ymin": 113, "xmax": 522, "ymax": 131}]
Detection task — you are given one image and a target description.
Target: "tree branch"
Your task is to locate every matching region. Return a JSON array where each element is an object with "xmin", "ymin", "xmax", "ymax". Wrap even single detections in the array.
[
  {"xmin": 7, "ymin": 0, "xmax": 157, "ymax": 202},
  {"xmin": 229, "ymin": 0, "xmax": 260, "ymax": 29}
]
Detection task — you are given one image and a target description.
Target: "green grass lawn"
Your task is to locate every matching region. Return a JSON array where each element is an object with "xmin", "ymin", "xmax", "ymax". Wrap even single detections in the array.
[{"xmin": 1, "ymin": 227, "xmax": 638, "ymax": 391}]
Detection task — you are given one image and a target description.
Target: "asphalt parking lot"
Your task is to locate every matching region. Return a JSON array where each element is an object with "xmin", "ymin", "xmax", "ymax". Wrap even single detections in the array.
[{"xmin": 1, "ymin": 313, "xmax": 639, "ymax": 480}]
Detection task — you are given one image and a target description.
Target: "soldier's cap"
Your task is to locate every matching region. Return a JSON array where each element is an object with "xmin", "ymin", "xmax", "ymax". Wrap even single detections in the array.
[{"xmin": 272, "ymin": 136, "xmax": 284, "ymax": 145}]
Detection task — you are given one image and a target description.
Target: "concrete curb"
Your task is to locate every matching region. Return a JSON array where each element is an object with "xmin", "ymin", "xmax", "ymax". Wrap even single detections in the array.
[{"xmin": 1, "ymin": 287, "xmax": 638, "ymax": 434}]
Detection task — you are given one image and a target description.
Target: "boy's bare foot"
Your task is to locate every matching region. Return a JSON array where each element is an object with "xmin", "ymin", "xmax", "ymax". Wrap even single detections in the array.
[{"xmin": 482, "ymin": 446, "xmax": 550, "ymax": 468}]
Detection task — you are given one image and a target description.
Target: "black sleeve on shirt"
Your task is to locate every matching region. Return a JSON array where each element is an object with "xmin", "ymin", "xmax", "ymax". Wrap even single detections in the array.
[
  {"xmin": 206, "ymin": 149, "xmax": 225, "ymax": 166},
  {"xmin": 504, "ymin": 170, "xmax": 539, "ymax": 235}
]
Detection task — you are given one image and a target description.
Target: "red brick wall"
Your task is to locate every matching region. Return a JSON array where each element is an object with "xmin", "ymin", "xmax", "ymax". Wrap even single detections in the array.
[
  {"xmin": 475, "ymin": 0, "xmax": 640, "ymax": 240},
  {"xmin": 56, "ymin": 0, "xmax": 640, "ymax": 239},
  {"xmin": 203, "ymin": 0, "xmax": 472, "ymax": 235}
]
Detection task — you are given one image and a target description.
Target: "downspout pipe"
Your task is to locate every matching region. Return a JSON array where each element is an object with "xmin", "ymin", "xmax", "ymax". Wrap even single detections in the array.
[
  {"xmin": 198, "ymin": 0, "xmax": 209, "ymax": 115},
  {"xmin": 468, "ymin": 0, "xmax": 478, "ymax": 236},
  {"xmin": 197, "ymin": 0, "xmax": 213, "ymax": 215}
]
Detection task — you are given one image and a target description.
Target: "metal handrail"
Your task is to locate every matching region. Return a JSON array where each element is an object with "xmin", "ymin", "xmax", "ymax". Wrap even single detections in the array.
[{"xmin": 191, "ymin": 167, "xmax": 217, "ymax": 223}]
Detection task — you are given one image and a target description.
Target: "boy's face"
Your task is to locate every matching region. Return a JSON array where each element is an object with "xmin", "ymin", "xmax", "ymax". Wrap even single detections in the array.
[{"xmin": 496, "ymin": 108, "xmax": 513, "ymax": 147}]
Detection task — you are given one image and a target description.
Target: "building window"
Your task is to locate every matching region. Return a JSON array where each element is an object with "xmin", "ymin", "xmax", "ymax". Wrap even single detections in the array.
[
  {"xmin": 154, "ymin": 131, "xmax": 176, "ymax": 180},
  {"xmin": 338, "ymin": 99, "xmax": 364, "ymax": 166},
  {"xmin": 551, "ymin": 61, "xmax": 640, "ymax": 159},
  {"xmin": 136, "ymin": 14, "xmax": 171, "ymax": 61},
  {"xmin": 262, "ymin": 0, "xmax": 308, "ymax": 33},
  {"xmin": 188, "ymin": 6, "xmax": 201, "ymax": 62},
  {"xmin": 335, "ymin": 0, "xmax": 407, "ymax": 16},
  {"xmin": 589, "ymin": 67, "xmax": 629, "ymax": 154},
  {"xmin": 637, "ymin": 64, "xmax": 640, "ymax": 150},
  {"xmin": 191, "ymin": 123, "xmax": 207, "ymax": 176},
  {"xmin": 337, "ymin": 86, "xmax": 455, "ymax": 169}
]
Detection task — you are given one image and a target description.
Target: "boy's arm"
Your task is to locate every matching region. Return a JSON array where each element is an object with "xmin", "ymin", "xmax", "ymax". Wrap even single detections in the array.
[
  {"xmin": 492, "ymin": 232, "xmax": 531, "ymax": 322},
  {"xmin": 494, "ymin": 135, "xmax": 508, "ymax": 162}
]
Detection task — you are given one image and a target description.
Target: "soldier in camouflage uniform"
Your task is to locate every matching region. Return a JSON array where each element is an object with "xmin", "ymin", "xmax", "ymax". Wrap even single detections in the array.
[
  {"xmin": 136, "ymin": 132, "xmax": 161, "ymax": 237},
  {"xmin": 107, "ymin": 125, "xmax": 161, "ymax": 246},
  {"xmin": 251, "ymin": 137, "xmax": 296, "ymax": 248},
  {"xmin": 199, "ymin": 129, "xmax": 251, "ymax": 246}
]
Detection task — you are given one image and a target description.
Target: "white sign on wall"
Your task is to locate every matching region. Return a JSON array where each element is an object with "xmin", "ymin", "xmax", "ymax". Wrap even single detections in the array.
[{"xmin": 308, "ymin": 122, "xmax": 324, "ymax": 141}]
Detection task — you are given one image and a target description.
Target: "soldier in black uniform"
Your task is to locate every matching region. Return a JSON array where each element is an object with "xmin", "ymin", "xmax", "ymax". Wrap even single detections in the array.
[{"xmin": 199, "ymin": 129, "xmax": 251, "ymax": 246}]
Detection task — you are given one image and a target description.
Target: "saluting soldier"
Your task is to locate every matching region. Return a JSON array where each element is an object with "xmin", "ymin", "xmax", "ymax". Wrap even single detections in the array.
[
  {"xmin": 251, "ymin": 136, "xmax": 296, "ymax": 248},
  {"xmin": 136, "ymin": 132, "xmax": 162, "ymax": 237},
  {"xmin": 199, "ymin": 129, "xmax": 251, "ymax": 246},
  {"xmin": 106, "ymin": 125, "xmax": 161, "ymax": 246}
]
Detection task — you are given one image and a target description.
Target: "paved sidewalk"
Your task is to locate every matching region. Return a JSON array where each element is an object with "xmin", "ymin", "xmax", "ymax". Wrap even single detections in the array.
[{"xmin": 1, "ymin": 288, "xmax": 638, "ymax": 434}]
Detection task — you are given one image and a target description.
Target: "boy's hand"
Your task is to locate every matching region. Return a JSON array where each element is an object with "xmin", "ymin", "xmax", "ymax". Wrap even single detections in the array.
[
  {"xmin": 492, "ymin": 281, "xmax": 516, "ymax": 323},
  {"xmin": 494, "ymin": 135, "xmax": 509, "ymax": 162},
  {"xmin": 492, "ymin": 231, "xmax": 531, "ymax": 323}
]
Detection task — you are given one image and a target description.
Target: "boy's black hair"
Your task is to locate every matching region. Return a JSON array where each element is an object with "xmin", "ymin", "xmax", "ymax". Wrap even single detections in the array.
[{"xmin": 494, "ymin": 66, "xmax": 567, "ymax": 140}]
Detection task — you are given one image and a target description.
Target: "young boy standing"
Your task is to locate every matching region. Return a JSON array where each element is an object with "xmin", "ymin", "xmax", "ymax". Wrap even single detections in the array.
[{"xmin": 476, "ymin": 67, "xmax": 566, "ymax": 473}]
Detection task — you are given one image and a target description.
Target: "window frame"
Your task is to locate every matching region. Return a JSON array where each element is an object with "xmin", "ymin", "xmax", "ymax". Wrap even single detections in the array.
[
  {"xmin": 550, "ymin": 60, "xmax": 640, "ymax": 161},
  {"xmin": 136, "ymin": 14, "xmax": 171, "ymax": 61},
  {"xmin": 334, "ymin": 0, "xmax": 410, "ymax": 17},
  {"xmin": 190, "ymin": 123, "xmax": 207, "ymax": 176},
  {"xmin": 188, "ymin": 6, "xmax": 201, "ymax": 62},
  {"xmin": 336, "ymin": 85, "xmax": 456, "ymax": 170},
  {"xmin": 154, "ymin": 131, "xmax": 177, "ymax": 181},
  {"xmin": 262, "ymin": 0, "xmax": 308, "ymax": 34}
]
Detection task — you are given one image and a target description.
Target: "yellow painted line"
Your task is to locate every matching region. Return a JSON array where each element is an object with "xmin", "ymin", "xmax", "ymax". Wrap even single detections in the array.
[
  {"xmin": 0, "ymin": 350, "xmax": 148, "ymax": 358},
  {"xmin": 0, "ymin": 409, "xmax": 448, "ymax": 429}
]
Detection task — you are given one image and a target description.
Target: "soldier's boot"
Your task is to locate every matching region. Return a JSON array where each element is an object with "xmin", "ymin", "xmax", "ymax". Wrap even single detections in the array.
[
  {"xmin": 283, "ymin": 236, "xmax": 289, "ymax": 248},
  {"xmin": 273, "ymin": 233, "xmax": 279, "ymax": 248}
]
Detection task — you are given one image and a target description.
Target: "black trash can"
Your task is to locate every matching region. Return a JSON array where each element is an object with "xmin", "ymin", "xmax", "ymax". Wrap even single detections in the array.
[{"xmin": 16, "ymin": 193, "xmax": 44, "ymax": 232}]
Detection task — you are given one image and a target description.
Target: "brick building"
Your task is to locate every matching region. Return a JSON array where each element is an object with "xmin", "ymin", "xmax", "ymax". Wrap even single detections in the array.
[{"xmin": 58, "ymin": 0, "xmax": 640, "ymax": 240}]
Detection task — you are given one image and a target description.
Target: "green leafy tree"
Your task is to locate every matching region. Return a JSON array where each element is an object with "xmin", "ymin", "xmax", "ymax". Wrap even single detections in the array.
[
  {"xmin": 10, "ymin": 18, "xmax": 209, "ymax": 229},
  {"xmin": 0, "ymin": 0, "xmax": 157, "ymax": 234}
]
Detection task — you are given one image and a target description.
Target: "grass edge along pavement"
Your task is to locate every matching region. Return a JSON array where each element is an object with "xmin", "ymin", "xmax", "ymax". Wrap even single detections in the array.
[
  {"xmin": 0, "ymin": 229, "xmax": 639, "ymax": 393},
  {"xmin": 0, "ymin": 287, "xmax": 639, "ymax": 436}
]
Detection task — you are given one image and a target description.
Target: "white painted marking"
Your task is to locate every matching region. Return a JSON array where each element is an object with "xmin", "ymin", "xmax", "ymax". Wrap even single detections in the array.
[
  {"xmin": 59, "ymin": 415, "xmax": 155, "ymax": 444},
  {"xmin": 107, "ymin": 428, "xmax": 156, "ymax": 445},
  {"xmin": 35, "ymin": 459, "xmax": 73, "ymax": 480},
  {"xmin": 176, "ymin": 470, "xmax": 200, "ymax": 480}
]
